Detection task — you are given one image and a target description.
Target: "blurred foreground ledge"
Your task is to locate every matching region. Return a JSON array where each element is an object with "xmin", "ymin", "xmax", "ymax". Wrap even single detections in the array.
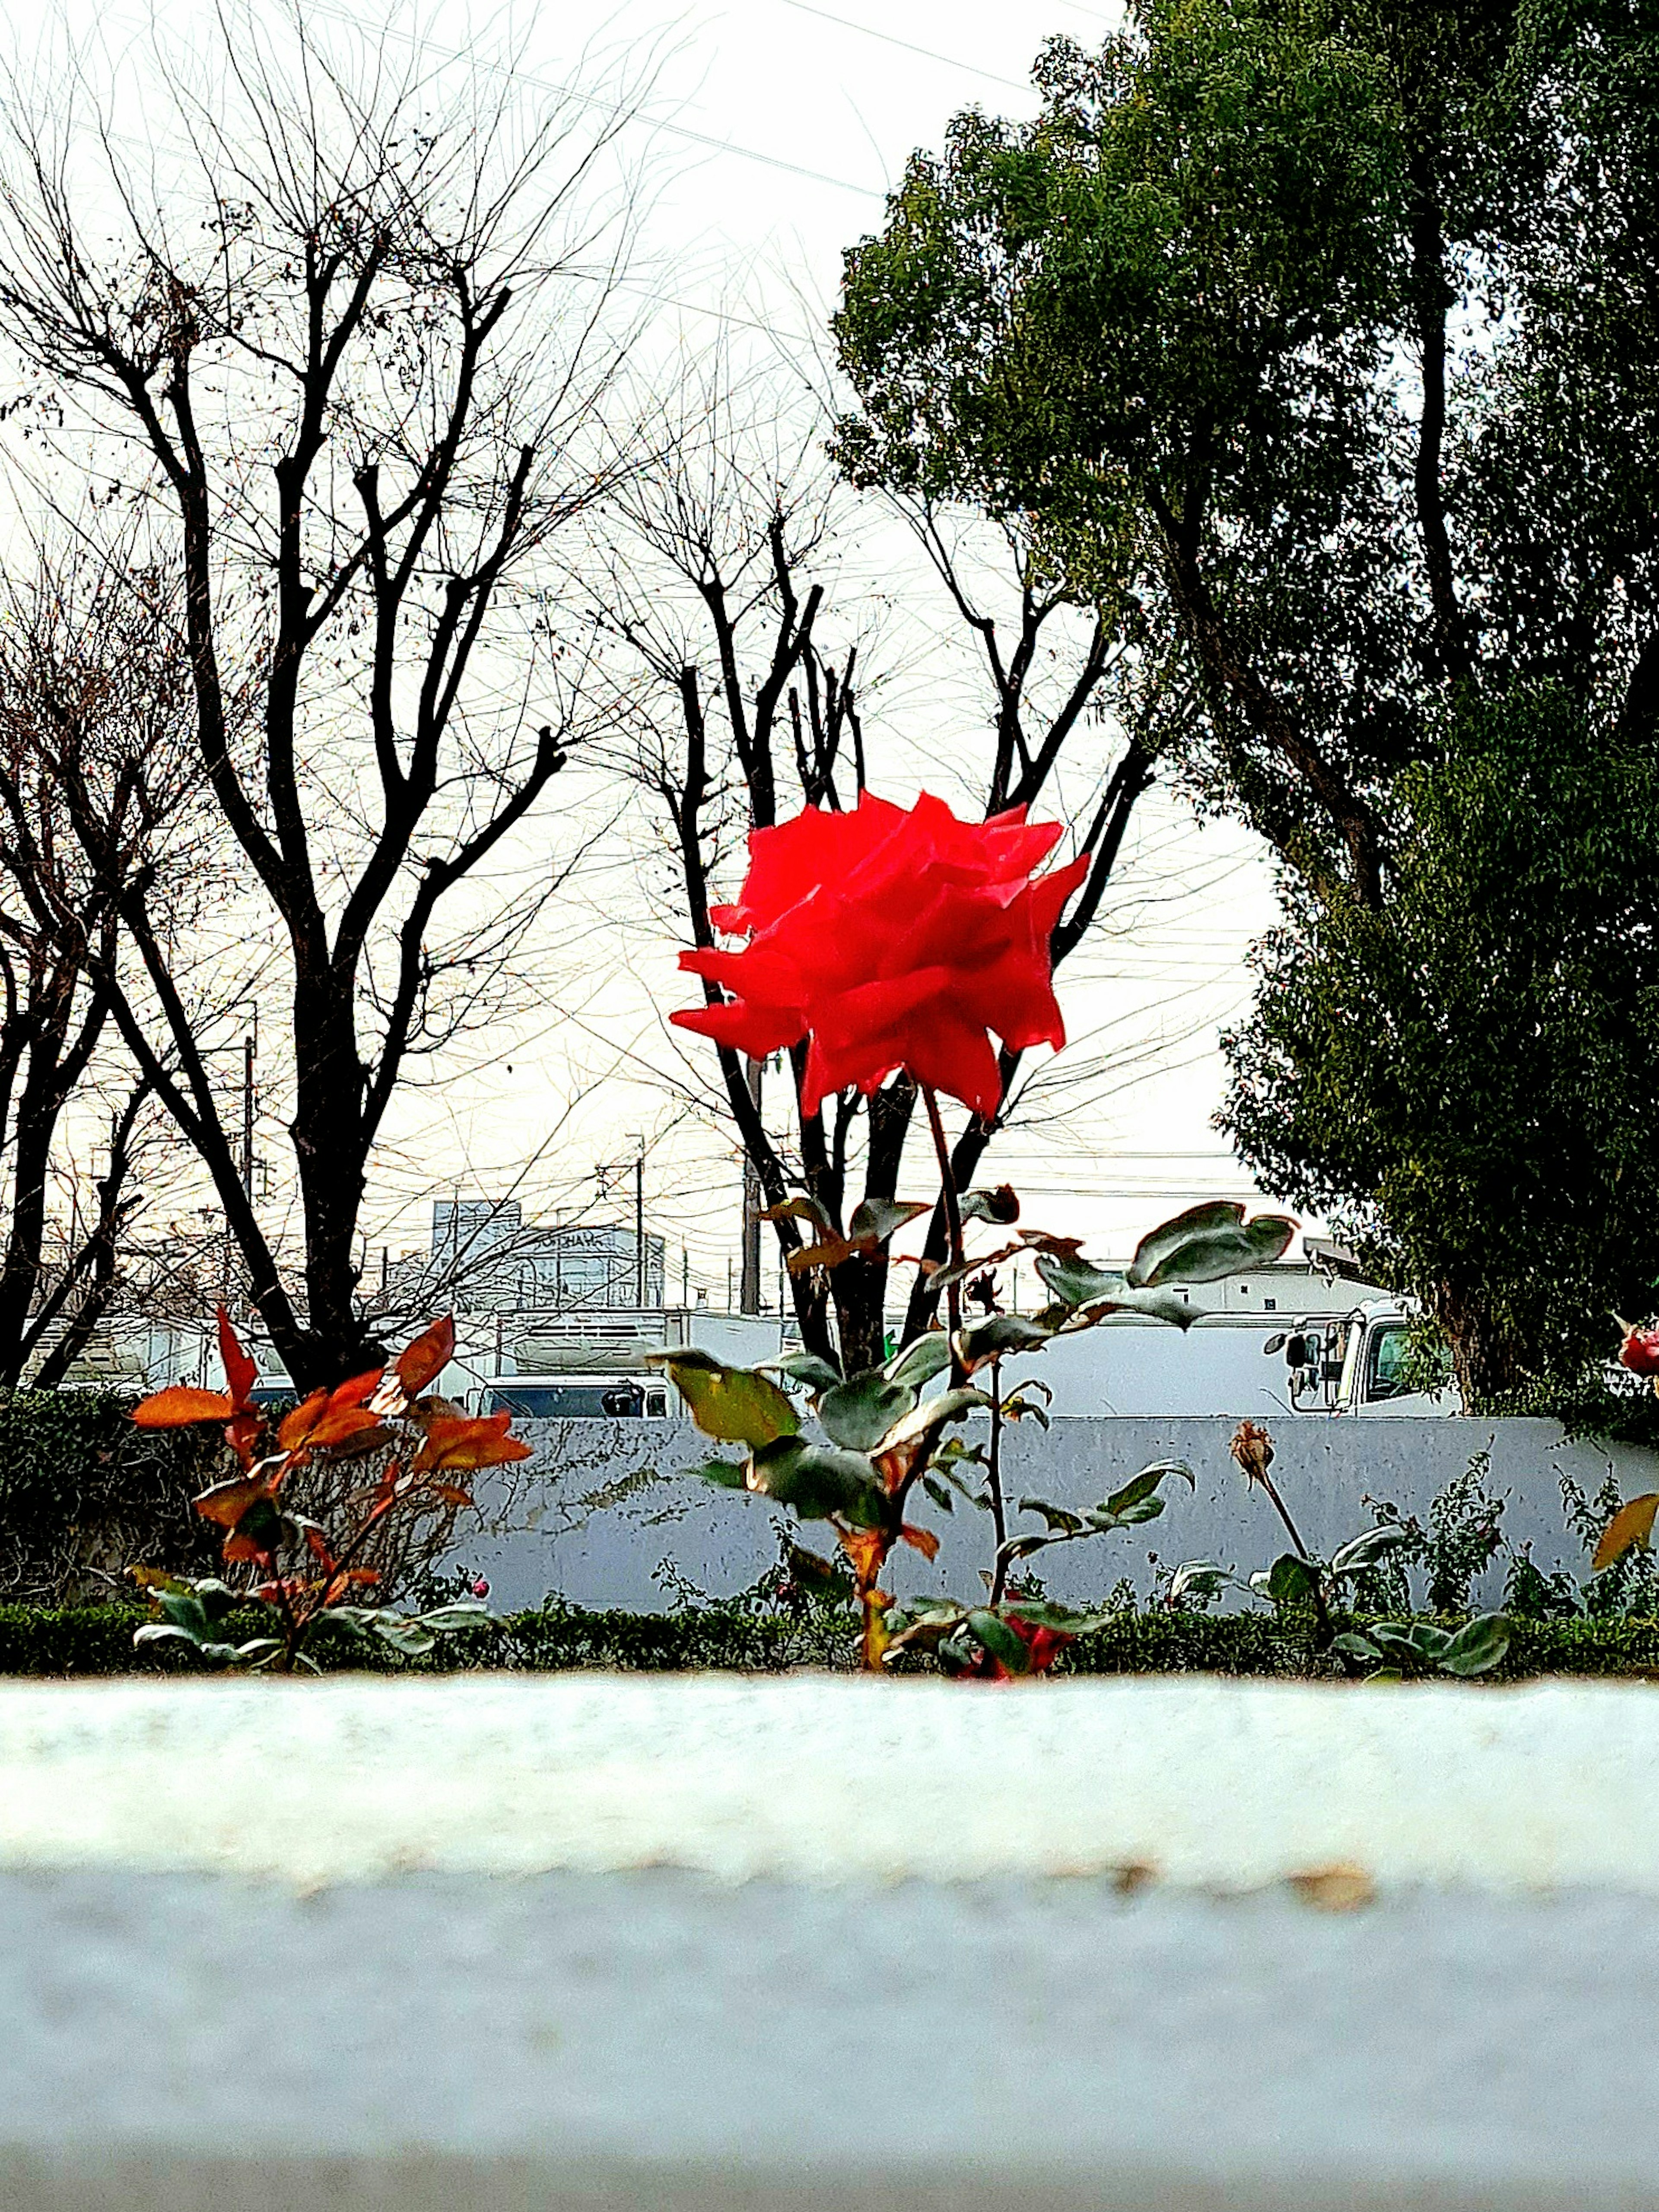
[{"xmin": 2, "ymin": 1676, "xmax": 1657, "ymax": 2210}]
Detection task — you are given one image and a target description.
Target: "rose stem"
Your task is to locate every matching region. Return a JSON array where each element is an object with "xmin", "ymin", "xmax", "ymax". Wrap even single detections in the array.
[
  {"xmin": 987, "ymin": 1354, "xmax": 1010, "ymax": 1605},
  {"xmin": 1255, "ymin": 1470, "xmax": 1334, "ymax": 1651},
  {"xmin": 920, "ymin": 1084, "xmax": 966, "ymax": 1388},
  {"xmin": 920, "ymin": 1082, "xmax": 1011, "ymax": 1603}
]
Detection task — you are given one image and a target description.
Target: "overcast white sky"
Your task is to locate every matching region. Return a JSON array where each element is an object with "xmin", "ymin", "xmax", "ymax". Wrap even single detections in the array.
[{"xmin": 32, "ymin": 0, "xmax": 1298, "ymax": 1298}]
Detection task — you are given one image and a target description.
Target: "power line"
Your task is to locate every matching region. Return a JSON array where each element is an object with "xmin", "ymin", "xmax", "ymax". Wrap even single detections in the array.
[
  {"xmin": 774, "ymin": 0, "xmax": 1030, "ymax": 92},
  {"xmin": 298, "ymin": 0, "xmax": 883, "ymax": 200}
]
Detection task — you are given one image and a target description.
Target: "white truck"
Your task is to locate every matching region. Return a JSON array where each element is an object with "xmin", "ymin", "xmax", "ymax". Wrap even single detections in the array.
[{"xmin": 1266, "ymin": 1300, "xmax": 1457, "ymax": 1417}]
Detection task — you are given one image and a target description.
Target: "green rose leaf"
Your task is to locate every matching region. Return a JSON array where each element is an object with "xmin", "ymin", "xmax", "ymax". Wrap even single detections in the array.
[
  {"xmin": 965, "ymin": 1608, "xmax": 1032, "ymax": 1672},
  {"xmin": 652, "ymin": 1350, "xmax": 801, "ymax": 1447},
  {"xmin": 1016, "ymin": 1496, "xmax": 1086, "ymax": 1535},
  {"xmin": 1033, "ymin": 1250, "xmax": 1126, "ymax": 1310},
  {"xmin": 748, "ymin": 1435, "xmax": 886, "ymax": 1525},
  {"xmin": 693, "ymin": 1456, "xmax": 749, "ymax": 1489},
  {"xmin": 774, "ymin": 1351, "xmax": 844, "ymax": 1396},
  {"xmin": 953, "ymin": 1314, "xmax": 1053, "ymax": 1372},
  {"xmin": 849, "ymin": 1197, "xmax": 931, "ymax": 1247},
  {"xmin": 1082, "ymin": 1284, "xmax": 1200, "ymax": 1330},
  {"xmin": 883, "ymin": 1332, "xmax": 952, "ymax": 1391},
  {"xmin": 1126, "ymin": 1200, "xmax": 1298, "ymax": 1288},
  {"xmin": 819, "ymin": 1368, "xmax": 917, "ymax": 1451},
  {"xmin": 1103, "ymin": 1461, "xmax": 1193, "ymax": 1518},
  {"xmin": 959, "ymin": 1184, "xmax": 1020, "ymax": 1225}
]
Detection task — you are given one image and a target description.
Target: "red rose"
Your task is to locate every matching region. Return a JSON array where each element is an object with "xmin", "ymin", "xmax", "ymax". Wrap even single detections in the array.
[
  {"xmin": 1621, "ymin": 1326, "xmax": 1659, "ymax": 1376},
  {"xmin": 672, "ymin": 791, "xmax": 1088, "ymax": 1119},
  {"xmin": 973, "ymin": 1612, "xmax": 1075, "ymax": 1682}
]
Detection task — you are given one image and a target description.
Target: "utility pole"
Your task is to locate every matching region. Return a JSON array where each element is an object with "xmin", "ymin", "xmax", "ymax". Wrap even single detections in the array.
[
  {"xmin": 740, "ymin": 1056, "xmax": 763, "ymax": 1313},
  {"xmin": 634, "ymin": 1146, "xmax": 645, "ymax": 1307},
  {"xmin": 241, "ymin": 1031, "xmax": 256, "ymax": 1200}
]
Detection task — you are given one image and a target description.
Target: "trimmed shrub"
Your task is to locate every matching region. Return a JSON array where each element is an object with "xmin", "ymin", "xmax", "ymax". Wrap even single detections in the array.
[
  {"xmin": 4, "ymin": 1601, "xmax": 1659, "ymax": 1679},
  {"xmin": 0, "ymin": 1392, "xmax": 221, "ymax": 1606}
]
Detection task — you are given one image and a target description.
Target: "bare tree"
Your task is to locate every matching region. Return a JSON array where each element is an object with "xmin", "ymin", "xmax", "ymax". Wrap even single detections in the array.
[
  {"xmin": 591, "ymin": 369, "xmax": 1171, "ymax": 1369},
  {"xmin": 0, "ymin": 3, "xmax": 643, "ymax": 1384},
  {"xmin": 0, "ymin": 545, "xmax": 189, "ymax": 1386}
]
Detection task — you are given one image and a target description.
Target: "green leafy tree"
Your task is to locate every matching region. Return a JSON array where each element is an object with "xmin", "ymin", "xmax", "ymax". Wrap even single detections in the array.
[
  {"xmin": 832, "ymin": 0, "xmax": 1659, "ymax": 1382},
  {"xmin": 833, "ymin": 0, "xmax": 1659, "ymax": 890},
  {"xmin": 1220, "ymin": 686, "xmax": 1659, "ymax": 1402}
]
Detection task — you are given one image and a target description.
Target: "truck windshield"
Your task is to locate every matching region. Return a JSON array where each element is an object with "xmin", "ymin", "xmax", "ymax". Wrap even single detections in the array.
[{"xmin": 1366, "ymin": 1326, "xmax": 1412, "ymax": 1401}]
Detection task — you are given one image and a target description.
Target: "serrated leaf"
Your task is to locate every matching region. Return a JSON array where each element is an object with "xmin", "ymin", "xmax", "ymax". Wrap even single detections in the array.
[
  {"xmin": 397, "ymin": 1317, "xmax": 456, "ymax": 1396},
  {"xmin": 883, "ymin": 1333, "xmax": 951, "ymax": 1391},
  {"xmin": 1126, "ymin": 1200, "xmax": 1297, "ymax": 1288},
  {"xmin": 819, "ymin": 1368, "xmax": 917, "ymax": 1452},
  {"xmin": 1033, "ymin": 1250, "xmax": 1125, "ymax": 1310},
  {"xmin": 1087, "ymin": 1498, "xmax": 1164, "ymax": 1530},
  {"xmin": 653, "ymin": 1351, "xmax": 800, "ymax": 1448},
  {"xmin": 1593, "ymin": 1492, "xmax": 1659, "ymax": 1572},
  {"xmin": 953, "ymin": 1314, "xmax": 1052, "ymax": 1373},
  {"xmin": 747, "ymin": 1436, "xmax": 885, "ymax": 1524}
]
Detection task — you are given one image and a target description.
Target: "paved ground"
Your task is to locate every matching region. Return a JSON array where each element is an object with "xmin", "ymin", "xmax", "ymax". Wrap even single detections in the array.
[{"xmin": 3, "ymin": 1676, "xmax": 1657, "ymax": 2208}]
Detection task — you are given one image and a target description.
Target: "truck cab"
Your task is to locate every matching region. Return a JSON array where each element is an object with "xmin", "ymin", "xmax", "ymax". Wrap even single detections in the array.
[{"xmin": 1268, "ymin": 1300, "xmax": 1457, "ymax": 1416}]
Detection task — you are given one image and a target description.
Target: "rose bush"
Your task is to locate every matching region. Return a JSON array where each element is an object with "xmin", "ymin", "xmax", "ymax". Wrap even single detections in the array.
[
  {"xmin": 126, "ymin": 1310, "xmax": 528, "ymax": 1671},
  {"xmin": 673, "ymin": 789, "xmax": 1088, "ymax": 1119}
]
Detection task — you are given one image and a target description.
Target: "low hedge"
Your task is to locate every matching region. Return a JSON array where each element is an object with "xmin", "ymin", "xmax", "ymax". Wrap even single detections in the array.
[
  {"xmin": 4, "ymin": 1602, "xmax": 1659, "ymax": 1679},
  {"xmin": 0, "ymin": 1391, "xmax": 218, "ymax": 1605}
]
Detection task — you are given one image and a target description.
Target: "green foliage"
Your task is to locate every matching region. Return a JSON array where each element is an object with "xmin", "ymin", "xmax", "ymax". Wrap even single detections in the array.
[
  {"xmin": 5, "ymin": 1599, "xmax": 1658, "ymax": 1681},
  {"xmin": 0, "ymin": 1389, "xmax": 221, "ymax": 1603},
  {"xmin": 1220, "ymin": 686, "xmax": 1659, "ymax": 1400}
]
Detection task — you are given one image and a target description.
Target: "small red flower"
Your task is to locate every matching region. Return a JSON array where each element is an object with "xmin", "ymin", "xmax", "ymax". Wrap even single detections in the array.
[
  {"xmin": 974, "ymin": 1611, "xmax": 1076, "ymax": 1682},
  {"xmin": 672, "ymin": 790, "xmax": 1087, "ymax": 1120},
  {"xmin": 1621, "ymin": 1326, "xmax": 1659, "ymax": 1377}
]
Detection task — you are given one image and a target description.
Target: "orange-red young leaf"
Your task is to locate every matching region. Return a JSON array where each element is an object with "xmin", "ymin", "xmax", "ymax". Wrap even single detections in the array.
[
  {"xmin": 412, "ymin": 1409, "xmax": 531, "ymax": 1473},
  {"xmin": 193, "ymin": 1470, "xmax": 278, "ymax": 1527},
  {"xmin": 322, "ymin": 1567, "xmax": 380, "ymax": 1605},
  {"xmin": 898, "ymin": 1522, "xmax": 941, "ymax": 1561},
  {"xmin": 134, "ymin": 1386, "xmax": 235, "ymax": 1428},
  {"xmin": 303, "ymin": 1526, "xmax": 339, "ymax": 1574},
  {"xmin": 223, "ymin": 1529, "xmax": 276, "ymax": 1565},
  {"xmin": 836, "ymin": 1527, "xmax": 891, "ymax": 1586},
  {"xmin": 397, "ymin": 1316, "xmax": 456, "ymax": 1397},
  {"xmin": 216, "ymin": 1306, "xmax": 259, "ymax": 1411},
  {"xmin": 279, "ymin": 1382, "xmax": 386, "ymax": 1454},
  {"xmin": 432, "ymin": 1482, "xmax": 475, "ymax": 1507},
  {"xmin": 1595, "ymin": 1492, "xmax": 1659, "ymax": 1573}
]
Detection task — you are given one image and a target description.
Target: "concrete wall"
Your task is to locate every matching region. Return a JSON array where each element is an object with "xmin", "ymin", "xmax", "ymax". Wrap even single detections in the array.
[{"xmin": 439, "ymin": 1414, "xmax": 1659, "ymax": 1613}]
